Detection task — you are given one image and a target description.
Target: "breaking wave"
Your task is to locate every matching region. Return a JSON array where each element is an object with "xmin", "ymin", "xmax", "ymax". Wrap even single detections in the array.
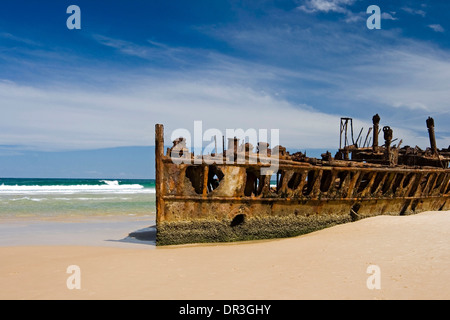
[{"xmin": 0, "ymin": 180, "xmax": 155, "ymax": 195}]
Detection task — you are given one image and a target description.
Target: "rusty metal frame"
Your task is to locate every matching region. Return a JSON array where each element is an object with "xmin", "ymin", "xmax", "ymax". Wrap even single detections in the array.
[{"xmin": 155, "ymin": 115, "xmax": 450, "ymax": 245}]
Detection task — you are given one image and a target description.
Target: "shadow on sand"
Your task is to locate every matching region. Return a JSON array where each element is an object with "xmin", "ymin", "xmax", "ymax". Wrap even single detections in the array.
[{"xmin": 107, "ymin": 225, "xmax": 156, "ymax": 246}]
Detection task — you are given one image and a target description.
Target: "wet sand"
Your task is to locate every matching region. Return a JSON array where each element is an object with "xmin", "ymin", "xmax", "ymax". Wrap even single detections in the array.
[{"xmin": 0, "ymin": 211, "xmax": 449, "ymax": 300}]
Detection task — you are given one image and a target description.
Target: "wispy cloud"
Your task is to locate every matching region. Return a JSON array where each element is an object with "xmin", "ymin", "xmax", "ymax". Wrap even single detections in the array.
[
  {"xmin": 92, "ymin": 34, "xmax": 210, "ymax": 67},
  {"xmin": 203, "ymin": 13, "xmax": 450, "ymax": 139},
  {"xmin": 297, "ymin": 0, "xmax": 356, "ymax": 14},
  {"xmin": 0, "ymin": 76, "xmax": 347, "ymax": 151},
  {"xmin": 381, "ymin": 12, "xmax": 398, "ymax": 21},
  {"xmin": 428, "ymin": 24, "xmax": 445, "ymax": 33},
  {"xmin": 401, "ymin": 6, "xmax": 426, "ymax": 17},
  {"xmin": 1, "ymin": 2, "xmax": 450, "ymax": 154},
  {"xmin": 2, "ymin": 32, "xmax": 449, "ymax": 152},
  {"xmin": 0, "ymin": 32, "xmax": 41, "ymax": 46},
  {"xmin": 92, "ymin": 34, "xmax": 151, "ymax": 58},
  {"xmin": 338, "ymin": 45, "xmax": 450, "ymax": 134},
  {"xmin": 296, "ymin": 0, "xmax": 366, "ymax": 24}
]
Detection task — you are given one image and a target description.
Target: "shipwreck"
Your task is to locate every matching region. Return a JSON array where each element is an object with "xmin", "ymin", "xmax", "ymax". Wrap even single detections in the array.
[{"xmin": 155, "ymin": 114, "xmax": 450, "ymax": 245}]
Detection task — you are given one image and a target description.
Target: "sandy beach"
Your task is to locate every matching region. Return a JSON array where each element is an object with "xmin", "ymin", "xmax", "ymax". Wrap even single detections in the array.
[{"xmin": 0, "ymin": 211, "xmax": 449, "ymax": 300}]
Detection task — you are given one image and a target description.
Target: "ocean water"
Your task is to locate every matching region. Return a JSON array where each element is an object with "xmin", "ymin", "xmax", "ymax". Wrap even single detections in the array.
[{"xmin": 0, "ymin": 178, "xmax": 156, "ymax": 219}]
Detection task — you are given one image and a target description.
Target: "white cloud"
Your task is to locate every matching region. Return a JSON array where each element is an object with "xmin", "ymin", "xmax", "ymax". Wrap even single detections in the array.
[
  {"xmin": 297, "ymin": 0, "xmax": 355, "ymax": 14},
  {"xmin": 92, "ymin": 34, "xmax": 150, "ymax": 58},
  {"xmin": 3, "ymin": 12, "xmax": 450, "ymax": 153},
  {"xmin": 0, "ymin": 77, "xmax": 347, "ymax": 152},
  {"xmin": 343, "ymin": 12, "xmax": 364, "ymax": 23},
  {"xmin": 343, "ymin": 47, "xmax": 450, "ymax": 105},
  {"xmin": 0, "ymin": 32, "xmax": 41, "ymax": 46},
  {"xmin": 381, "ymin": 12, "xmax": 398, "ymax": 20},
  {"xmin": 401, "ymin": 7, "xmax": 426, "ymax": 17},
  {"xmin": 297, "ymin": 0, "xmax": 365, "ymax": 25},
  {"xmin": 92, "ymin": 34, "xmax": 213, "ymax": 69},
  {"xmin": 3, "ymin": 46, "xmax": 446, "ymax": 154},
  {"xmin": 428, "ymin": 24, "xmax": 445, "ymax": 33},
  {"xmin": 86, "ymin": 25, "xmax": 450, "ymax": 152}
]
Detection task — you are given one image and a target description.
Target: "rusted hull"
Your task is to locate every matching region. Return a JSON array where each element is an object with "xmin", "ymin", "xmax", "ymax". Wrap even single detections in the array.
[
  {"xmin": 156, "ymin": 161, "xmax": 450, "ymax": 245},
  {"xmin": 155, "ymin": 118, "xmax": 450, "ymax": 245}
]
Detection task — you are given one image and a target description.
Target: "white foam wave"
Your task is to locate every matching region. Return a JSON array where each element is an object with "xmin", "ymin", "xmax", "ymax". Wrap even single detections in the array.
[
  {"xmin": 10, "ymin": 196, "xmax": 47, "ymax": 202},
  {"xmin": 0, "ymin": 183, "xmax": 155, "ymax": 195},
  {"xmin": 100, "ymin": 180, "xmax": 120, "ymax": 186}
]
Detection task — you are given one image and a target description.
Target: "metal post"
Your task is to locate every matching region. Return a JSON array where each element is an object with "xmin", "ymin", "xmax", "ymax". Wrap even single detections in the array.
[
  {"xmin": 155, "ymin": 124, "xmax": 165, "ymax": 224},
  {"xmin": 383, "ymin": 126, "xmax": 393, "ymax": 164},
  {"xmin": 372, "ymin": 114, "xmax": 380, "ymax": 152},
  {"xmin": 426, "ymin": 117, "xmax": 437, "ymax": 155}
]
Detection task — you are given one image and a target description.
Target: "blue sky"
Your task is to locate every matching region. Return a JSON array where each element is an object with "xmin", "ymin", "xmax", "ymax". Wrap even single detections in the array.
[{"xmin": 1, "ymin": 0, "xmax": 450, "ymax": 177}]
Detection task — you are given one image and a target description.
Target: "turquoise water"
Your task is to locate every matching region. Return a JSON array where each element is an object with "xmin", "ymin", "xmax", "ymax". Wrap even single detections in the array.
[{"xmin": 0, "ymin": 178, "xmax": 156, "ymax": 218}]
